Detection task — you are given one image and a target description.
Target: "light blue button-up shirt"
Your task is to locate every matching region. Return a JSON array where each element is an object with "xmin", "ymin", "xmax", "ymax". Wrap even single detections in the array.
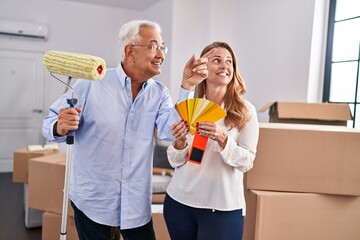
[{"xmin": 42, "ymin": 64, "xmax": 189, "ymax": 229}]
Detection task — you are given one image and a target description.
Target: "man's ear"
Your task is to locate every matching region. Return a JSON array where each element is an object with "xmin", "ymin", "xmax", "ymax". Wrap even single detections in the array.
[{"xmin": 124, "ymin": 45, "xmax": 135, "ymax": 63}]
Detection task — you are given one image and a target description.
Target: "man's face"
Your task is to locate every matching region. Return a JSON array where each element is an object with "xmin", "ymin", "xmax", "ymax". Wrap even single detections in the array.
[{"xmin": 131, "ymin": 27, "xmax": 166, "ymax": 79}]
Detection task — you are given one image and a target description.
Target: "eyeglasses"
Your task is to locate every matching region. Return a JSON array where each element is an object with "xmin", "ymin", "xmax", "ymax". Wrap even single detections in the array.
[{"xmin": 131, "ymin": 44, "xmax": 168, "ymax": 55}]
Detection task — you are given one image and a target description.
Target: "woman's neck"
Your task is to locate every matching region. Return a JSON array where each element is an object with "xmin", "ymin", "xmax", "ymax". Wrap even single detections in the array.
[{"xmin": 205, "ymin": 87, "xmax": 226, "ymax": 106}]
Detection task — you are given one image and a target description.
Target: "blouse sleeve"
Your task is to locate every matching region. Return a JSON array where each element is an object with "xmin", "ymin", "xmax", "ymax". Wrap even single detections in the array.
[
  {"xmin": 219, "ymin": 103, "xmax": 259, "ymax": 172},
  {"xmin": 166, "ymin": 143, "xmax": 190, "ymax": 168}
]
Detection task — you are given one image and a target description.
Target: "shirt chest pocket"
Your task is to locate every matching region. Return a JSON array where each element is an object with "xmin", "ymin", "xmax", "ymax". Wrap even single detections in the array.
[{"xmin": 134, "ymin": 111, "xmax": 157, "ymax": 140}]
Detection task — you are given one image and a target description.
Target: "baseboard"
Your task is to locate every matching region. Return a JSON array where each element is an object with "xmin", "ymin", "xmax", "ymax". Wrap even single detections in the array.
[{"xmin": 0, "ymin": 159, "xmax": 13, "ymax": 172}]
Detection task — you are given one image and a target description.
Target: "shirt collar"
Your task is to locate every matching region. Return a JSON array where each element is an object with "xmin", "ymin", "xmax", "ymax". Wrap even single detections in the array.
[
  {"xmin": 116, "ymin": 63, "xmax": 127, "ymax": 88},
  {"xmin": 116, "ymin": 63, "xmax": 152, "ymax": 89}
]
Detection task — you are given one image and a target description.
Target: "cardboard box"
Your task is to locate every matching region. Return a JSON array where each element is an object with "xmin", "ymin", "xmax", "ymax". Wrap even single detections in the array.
[
  {"xmin": 13, "ymin": 147, "xmax": 58, "ymax": 183},
  {"xmin": 245, "ymin": 123, "xmax": 360, "ymax": 196},
  {"xmin": 24, "ymin": 183, "xmax": 43, "ymax": 228},
  {"xmin": 42, "ymin": 209, "xmax": 169, "ymax": 240},
  {"xmin": 243, "ymin": 190, "xmax": 360, "ymax": 240},
  {"xmin": 42, "ymin": 212, "xmax": 78, "ymax": 240},
  {"xmin": 152, "ymin": 194, "xmax": 166, "ymax": 204},
  {"xmin": 42, "ymin": 212, "xmax": 120, "ymax": 240},
  {"xmin": 259, "ymin": 101, "xmax": 352, "ymax": 126},
  {"xmin": 28, "ymin": 152, "xmax": 169, "ymax": 218},
  {"xmin": 27, "ymin": 152, "xmax": 74, "ymax": 216},
  {"xmin": 151, "ymin": 204, "xmax": 170, "ymax": 240}
]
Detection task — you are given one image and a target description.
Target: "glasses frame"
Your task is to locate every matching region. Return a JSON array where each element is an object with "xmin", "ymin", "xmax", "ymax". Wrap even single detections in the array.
[{"xmin": 131, "ymin": 44, "xmax": 168, "ymax": 55}]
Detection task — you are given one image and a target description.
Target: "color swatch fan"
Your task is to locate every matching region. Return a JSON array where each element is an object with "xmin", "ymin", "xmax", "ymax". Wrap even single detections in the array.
[
  {"xmin": 175, "ymin": 98, "xmax": 226, "ymax": 165},
  {"xmin": 175, "ymin": 98, "xmax": 226, "ymax": 134}
]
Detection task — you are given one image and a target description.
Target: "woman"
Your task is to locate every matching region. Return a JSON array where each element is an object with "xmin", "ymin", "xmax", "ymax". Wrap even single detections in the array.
[{"xmin": 163, "ymin": 42, "xmax": 259, "ymax": 240}]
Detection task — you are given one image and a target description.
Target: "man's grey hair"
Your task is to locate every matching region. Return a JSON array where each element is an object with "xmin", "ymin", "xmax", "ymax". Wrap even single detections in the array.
[{"xmin": 119, "ymin": 20, "xmax": 162, "ymax": 61}]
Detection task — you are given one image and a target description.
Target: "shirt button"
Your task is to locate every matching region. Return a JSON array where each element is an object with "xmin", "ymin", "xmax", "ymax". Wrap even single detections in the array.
[{"xmin": 123, "ymin": 180, "xmax": 127, "ymax": 184}]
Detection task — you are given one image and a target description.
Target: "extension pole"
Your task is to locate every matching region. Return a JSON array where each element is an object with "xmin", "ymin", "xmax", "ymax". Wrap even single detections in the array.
[
  {"xmin": 60, "ymin": 142, "xmax": 73, "ymax": 240},
  {"xmin": 60, "ymin": 98, "xmax": 77, "ymax": 240}
]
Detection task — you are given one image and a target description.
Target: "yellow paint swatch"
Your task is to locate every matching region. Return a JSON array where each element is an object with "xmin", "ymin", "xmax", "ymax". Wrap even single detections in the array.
[{"xmin": 175, "ymin": 98, "xmax": 226, "ymax": 134}]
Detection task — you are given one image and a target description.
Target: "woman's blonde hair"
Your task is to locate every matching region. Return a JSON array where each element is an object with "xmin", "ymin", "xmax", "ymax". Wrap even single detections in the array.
[{"xmin": 196, "ymin": 41, "xmax": 249, "ymax": 131}]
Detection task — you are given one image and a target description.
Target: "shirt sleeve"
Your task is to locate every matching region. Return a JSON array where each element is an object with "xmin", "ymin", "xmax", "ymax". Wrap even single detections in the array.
[
  {"xmin": 218, "ymin": 103, "xmax": 259, "ymax": 172},
  {"xmin": 42, "ymin": 79, "xmax": 88, "ymax": 142},
  {"xmin": 178, "ymin": 87, "xmax": 192, "ymax": 102},
  {"xmin": 156, "ymin": 86, "xmax": 193, "ymax": 141},
  {"xmin": 166, "ymin": 143, "xmax": 189, "ymax": 168}
]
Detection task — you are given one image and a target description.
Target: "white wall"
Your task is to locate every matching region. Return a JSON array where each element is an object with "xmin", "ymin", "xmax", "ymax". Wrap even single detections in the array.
[
  {"xmin": 168, "ymin": 0, "xmax": 321, "ymax": 122},
  {"xmin": 170, "ymin": 0, "xmax": 214, "ymax": 101},
  {"xmin": 231, "ymin": 0, "xmax": 317, "ymax": 122},
  {"xmin": 0, "ymin": 0, "xmax": 142, "ymax": 109},
  {"xmin": 0, "ymin": 0, "xmax": 133, "ymax": 65},
  {"xmin": 0, "ymin": 0, "xmax": 325, "ymax": 123},
  {"xmin": 141, "ymin": 0, "xmax": 174, "ymax": 89}
]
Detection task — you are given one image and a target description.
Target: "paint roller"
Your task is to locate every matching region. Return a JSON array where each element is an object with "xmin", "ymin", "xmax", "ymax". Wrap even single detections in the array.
[
  {"xmin": 43, "ymin": 50, "xmax": 106, "ymax": 80},
  {"xmin": 43, "ymin": 50, "xmax": 107, "ymax": 143},
  {"xmin": 43, "ymin": 50, "xmax": 106, "ymax": 240}
]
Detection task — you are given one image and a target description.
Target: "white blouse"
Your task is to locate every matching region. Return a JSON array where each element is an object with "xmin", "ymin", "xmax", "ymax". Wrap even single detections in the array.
[{"xmin": 166, "ymin": 100, "xmax": 259, "ymax": 215}]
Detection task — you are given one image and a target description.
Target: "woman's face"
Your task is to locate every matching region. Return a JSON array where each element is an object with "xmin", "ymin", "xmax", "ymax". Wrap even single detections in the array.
[{"xmin": 206, "ymin": 47, "xmax": 234, "ymax": 86}]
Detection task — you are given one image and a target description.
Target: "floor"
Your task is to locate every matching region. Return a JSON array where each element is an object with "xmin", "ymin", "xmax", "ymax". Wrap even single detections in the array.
[{"xmin": 0, "ymin": 172, "xmax": 41, "ymax": 240}]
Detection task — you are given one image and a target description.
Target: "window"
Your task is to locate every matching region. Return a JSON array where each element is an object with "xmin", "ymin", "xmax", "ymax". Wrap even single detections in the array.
[{"xmin": 323, "ymin": 0, "xmax": 360, "ymax": 129}]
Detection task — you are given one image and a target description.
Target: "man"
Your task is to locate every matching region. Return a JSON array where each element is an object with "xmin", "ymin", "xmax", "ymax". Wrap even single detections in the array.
[{"xmin": 42, "ymin": 20, "xmax": 214, "ymax": 240}]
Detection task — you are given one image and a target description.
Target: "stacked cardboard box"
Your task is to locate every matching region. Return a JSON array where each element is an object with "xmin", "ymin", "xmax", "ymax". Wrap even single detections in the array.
[
  {"xmin": 259, "ymin": 101, "xmax": 352, "ymax": 126},
  {"xmin": 28, "ymin": 152, "xmax": 73, "ymax": 216},
  {"xmin": 151, "ymin": 204, "xmax": 170, "ymax": 240},
  {"xmin": 24, "ymin": 183, "xmax": 43, "ymax": 228},
  {"xmin": 42, "ymin": 212, "xmax": 78, "ymax": 240},
  {"xmin": 27, "ymin": 153, "xmax": 170, "ymax": 240},
  {"xmin": 13, "ymin": 147, "xmax": 58, "ymax": 183},
  {"xmin": 243, "ymin": 123, "xmax": 360, "ymax": 240},
  {"xmin": 41, "ymin": 207, "xmax": 169, "ymax": 240},
  {"xmin": 12, "ymin": 147, "xmax": 59, "ymax": 228}
]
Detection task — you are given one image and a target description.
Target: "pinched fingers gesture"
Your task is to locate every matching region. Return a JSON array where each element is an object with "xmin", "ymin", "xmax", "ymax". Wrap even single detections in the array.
[{"xmin": 181, "ymin": 48, "xmax": 217, "ymax": 91}]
